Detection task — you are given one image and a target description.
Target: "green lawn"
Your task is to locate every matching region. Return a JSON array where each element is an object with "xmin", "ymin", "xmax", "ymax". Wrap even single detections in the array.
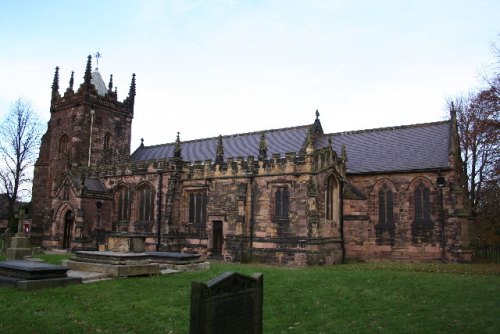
[{"xmin": 0, "ymin": 255, "xmax": 499, "ymax": 333}]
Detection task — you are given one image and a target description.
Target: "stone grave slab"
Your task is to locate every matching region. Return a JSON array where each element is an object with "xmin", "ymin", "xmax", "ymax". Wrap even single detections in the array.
[
  {"xmin": 0, "ymin": 260, "xmax": 81, "ymax": 290},
  {"xmin": 66, "ymin": 251, "xmax": 159, "ymax": 278},
  {"xmin": 190, "ymin": 271, "xmax": 263, "ymax": 334}
]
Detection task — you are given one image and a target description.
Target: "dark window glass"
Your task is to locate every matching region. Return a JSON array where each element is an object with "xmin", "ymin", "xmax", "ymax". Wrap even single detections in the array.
[
  {"xmin": 379, "ymin": 188, "xmax": 394, "ymax": 225},
  {"xmin": 189, "ymin": 192, "xmax": 207, "ymax": 225},
  {"xmin": 275, "ymin": 187, "xmax": 289, "ymax": 219},
  {"xmin": 138, "ymin": 186, "xmax": 153, "ymax": 221},
  {"xmin": 116, "ymin": 187, "xmax": 130, "ymax": 221},
  {"xmin": 414, "ymin": 184, "xmax": 431, "ymax": 224}
]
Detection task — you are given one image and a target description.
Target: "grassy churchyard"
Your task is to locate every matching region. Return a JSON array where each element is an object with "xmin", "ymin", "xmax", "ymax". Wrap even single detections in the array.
[{"xmin": 0, "ymin": 254, "xmax": 499, "ymax": 333}]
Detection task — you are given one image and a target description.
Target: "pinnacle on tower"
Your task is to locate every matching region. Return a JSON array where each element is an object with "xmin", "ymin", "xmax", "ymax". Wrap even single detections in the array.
[
  {"xmin": 84, "ymin": 55, "xmax": 92, "ymax": 85},
  {"xmin": 51, "ymin": 66, "xmax": 59, "ymax": 93},
  {"xmin": 215, "ymin": 135, "xmax": 224, "ymax": 165},
  {"xmin": 258, "ymin": 133, "xmax": 268, "ymax": 161},
  {"xmin": 174, "ymin": 132, "xmax": 182, "ymax": 159},
  {"xmin": 108, "ymin": 74, "xmax": 113, "ymax": 93},
  {"xmin": 69, "ymin": 71, "xmax": 74, "ymax": 90},
  {"xmin": 125, "ymin": 73, "xmax": 136, "ymax": 112},
  {"xmin": 51, "ymin": 66, "xmax": 60, "ymax": 103}
]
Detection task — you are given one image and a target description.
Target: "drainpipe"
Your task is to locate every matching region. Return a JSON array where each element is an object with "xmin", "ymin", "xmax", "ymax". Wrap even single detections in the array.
[
  {"xmin": 156, "ymin": 171, "xmax": 163, "ymax": 251},
  {"xmin": 88, "ymin": 109, "xmax": 95, "ymax": 167},
  {"xmin": 339, "ymin": 177, "xmax": 346, "ymax": 264},
  {"xmin": 248, "ymin": 173, "xmax": 255, "ymax": 263},
  {"xmin": 437, "ymin": 175, "xmax": 446, "ymax": 263}
]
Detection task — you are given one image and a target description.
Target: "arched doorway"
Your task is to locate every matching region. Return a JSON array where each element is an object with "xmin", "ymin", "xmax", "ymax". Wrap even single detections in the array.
[{"xmin": 63, "ymin": 211, "xmax": 73, "ymax": 249}]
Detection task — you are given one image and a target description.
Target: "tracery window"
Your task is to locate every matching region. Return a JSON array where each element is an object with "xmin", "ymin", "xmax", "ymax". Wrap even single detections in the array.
[
  {"xmin": 326, "ymin": 175, "xmax": 339, "ymax": 221},
  {"xmin": 378, "ymin": 186, "xmax": 394, "ymax": 225},
  {"xmin": 274, "ymin": 187, "xmax": 289, "ymax": 220},
  {"xmin": 274, "ymin": 186, "xmax": 289, "ymax": 237},
  {"xmin": 414, "ymin": 183, "xmax": 432, "ymax": 224},
  {"xmin": 136, "ymin": 184, "xmax": 154, "ymax": 222},
  {"xmin": 189, "ymin": 191, "xmax": 207, "ymax": 225},
  {"xmin": 59, "ymin": 135, "xmax": 69, "ymax": 156},
  {"xmin": 115, "ymin": 186, "xmax": 130, "ymax": 222},
  {"xmin": 104, "ymin": 132, "xmax": 112, "ymax": 149}
]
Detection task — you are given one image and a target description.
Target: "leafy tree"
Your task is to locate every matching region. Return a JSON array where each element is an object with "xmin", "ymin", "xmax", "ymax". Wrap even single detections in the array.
[{"xmin": 0, "ymin": 98, "xmax": 44, "ymax": 232}]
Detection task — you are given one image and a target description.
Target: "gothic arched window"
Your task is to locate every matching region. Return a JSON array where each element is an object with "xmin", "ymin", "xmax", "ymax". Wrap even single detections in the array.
[
  {"xmin": 59, "ymin": 135, "xmax": 69, "ymax": 156},
  {"xmin": 115, "ymin": 186, "xmax": 130, "ymax": 222},
  {"xmin": 275, "ymin": 187, "xmax": 289, "ymax": 220},
  {"xmin": 104, "ymin": 132, "xmax": 112, "ymax": 149},
  {"xmin": 189, "ymin": 191, "xmax": 207, "ymax": 225},
  {"xmin": 326, "ymin": 175, "xmax": 339, "ymax": 221},
  {"xmin": 136, "ymin": 184, "xmax": 154, "ymax": 222},
  {"xmin": 414, "ymin": 183, "xmax": 432, "ymax": 224},
  {"xmin": 378, "ymin": 186, "xmax": 394, "ymax": 225}
]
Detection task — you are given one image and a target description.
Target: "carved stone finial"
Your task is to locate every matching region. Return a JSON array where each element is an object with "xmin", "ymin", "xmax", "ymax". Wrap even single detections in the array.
[
  {"xmin": 125, "ymin": 73, "xmax": 136, "ymax": 113},
  {"xmin": 140, "ymin": 138, "xmax": 144, "ymax": 147},
  {"xmin": 108, "ymin": 74, "xmax": 113, "ymax": 92},
  {"xmin": 52, "ymin": 66, "xmax": 59, "ymax": 93},
  {"xmin": 129, "ymin": 73, "xmax": 136, "ymax": 98},
  {"xmin": 215, "ymin": 135, "xmax": 224, "ymax": 165},
  {"xmin": 315, "ymin": 109, "xmax": 320, "ymax": 119},
  {"xmin": 84, "ymin": 55, "xmax": 92, "ymax": 85},
  {"xmin": 341, "ymin": 144, "xmax": 348, "ymax": 163},
  {"xmin": 174, "ymin": 132, "xmax": 182, "ymax": 159},
  {"xmin": 258, "ymin": 133, "xmax": 267, "ymax": 161},
  {"xmin": 69, "ymin": 70, "xmax": 74, "ymax": 90}
]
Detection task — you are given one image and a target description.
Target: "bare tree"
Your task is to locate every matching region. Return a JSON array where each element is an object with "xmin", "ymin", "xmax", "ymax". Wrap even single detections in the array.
[
  {"xmin": 0, "ymin": 98, "xmax": 44, "ymax": 231},
  {"xmin": 449, "ymin": 89, "xmax": 499, "ymax": 214}
]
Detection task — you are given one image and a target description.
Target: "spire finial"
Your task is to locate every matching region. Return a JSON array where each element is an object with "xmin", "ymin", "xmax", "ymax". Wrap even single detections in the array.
[
  {"xmin": 108, "ymin": 74, "xmax": 113, "ymax": 93},
  {"xmin": 69, "ymin": 70, "xmax": 74, "ymax": 90},
  {"xmin": 315, "ymin": 109, "xmax": 320, "ymax": 120},
  {"xmin": 84, "ymin": 55, "xmax": 92, "ymax": 85},
  {"xmin": 94, "ymin": 51, "xmax": 102, "ymax": 70},
  {"xmin": 51, "ymin": 66, "xmax": 59, "ymax": 93},
  {"xmin": 258, "ymin": 133, "xmax": 267, "ymax": 161},
  {"xmin": 341, "ymin": 144, "xmax": 348, "ymax": 163},
  {"xmin": 174, "ymin": 132, "xmax": 182, "ymax": 159},
  {"xmin": 129, "ymin": 73, "xmax": 136, "ymax": 97},
  {"xmin": 215, "ymin": 135, "xmax": 224, "ymax": 164},
  {"xmin": 140, "ymin": 138, "xmax": 144, "ymax": 147}
]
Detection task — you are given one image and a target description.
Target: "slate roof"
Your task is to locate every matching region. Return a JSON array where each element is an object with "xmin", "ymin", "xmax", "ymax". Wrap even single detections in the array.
[
  {"xmin": 327, "ymin": 121, "xmax": 451, "ymax": 174},
  {"xmin": 131, "ymin": 125, "xmax": 310, "ymax": 162},
  {"xmin": 71, "ymin": 177, "xmax": 106, "ymax": 193},
  {"xmin": 131, "ymin": 120, "xmax": 452, "ymax": 174}
]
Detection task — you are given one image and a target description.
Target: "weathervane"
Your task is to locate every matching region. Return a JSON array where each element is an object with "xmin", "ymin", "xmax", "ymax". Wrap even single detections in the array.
[{"xmin": 94, "ymin": 50, "xmax": 102, "ymax": 69}]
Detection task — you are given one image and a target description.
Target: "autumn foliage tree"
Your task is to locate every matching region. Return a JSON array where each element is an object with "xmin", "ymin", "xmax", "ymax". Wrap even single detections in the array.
[
  {"xmin": 449, "ymin": 44, "xmax": 500, "ymax": 245},
  {"xmin": 0, "ymin": 98, "xmax": 43, "ymax": 232}
]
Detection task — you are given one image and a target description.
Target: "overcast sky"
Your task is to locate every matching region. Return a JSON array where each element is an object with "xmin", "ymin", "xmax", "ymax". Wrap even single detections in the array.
[{"xmin": 0, "ymin": 0, "xmax": 498, "ymax": 149}]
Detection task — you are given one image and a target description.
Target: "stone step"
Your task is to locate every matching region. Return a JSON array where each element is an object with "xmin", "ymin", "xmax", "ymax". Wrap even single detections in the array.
[{"xmin": 66, "ymin": 270, "xmax": 111, "ymax": 283}]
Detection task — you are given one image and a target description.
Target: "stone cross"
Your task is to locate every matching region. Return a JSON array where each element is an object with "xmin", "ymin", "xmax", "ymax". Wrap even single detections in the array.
[{"xmin": 15, "ymin": 209, "xmax": 25, "ymax": 236}]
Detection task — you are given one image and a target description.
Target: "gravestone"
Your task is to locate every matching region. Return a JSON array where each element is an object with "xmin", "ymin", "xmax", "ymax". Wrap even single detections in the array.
[
  {"xmin": 6, "ymin": 210, "xmax": 31, "ymax": 260},
  {"xmin": 1, "ymin": 228, "xmax": 13, "ymax": 254},
  {"xmin": 190, "ymin": 271, "xmax": 263, "ymax": 334}
]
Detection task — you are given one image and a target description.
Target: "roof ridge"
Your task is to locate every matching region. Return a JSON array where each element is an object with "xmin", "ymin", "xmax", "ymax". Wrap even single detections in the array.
[
  {"xmin": 327, "ymin": 119, "xmax": 450, "ymax": 137},
  {"xmin": 140, "ymin": 124, "xmax": 312, "ymax": 149}
]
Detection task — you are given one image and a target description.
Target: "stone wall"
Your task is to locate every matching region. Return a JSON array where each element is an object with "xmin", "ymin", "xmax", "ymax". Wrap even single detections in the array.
[{"xmin": 343, "ymin": 168, "xmax": 470, "ymax": 262}]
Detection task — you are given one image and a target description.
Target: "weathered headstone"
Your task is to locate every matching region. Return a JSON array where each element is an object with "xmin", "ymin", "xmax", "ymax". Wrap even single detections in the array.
[
  {"xmin": 1, "ymin": 228, "xmax": 13, "ymax": 254},
  {"xmin": 6, "ymin": 210, "xmax": 32, "ymax": 260},
  {"xmin": 189, "ymin": 271, "xmax": 263, "ymax": 334}
]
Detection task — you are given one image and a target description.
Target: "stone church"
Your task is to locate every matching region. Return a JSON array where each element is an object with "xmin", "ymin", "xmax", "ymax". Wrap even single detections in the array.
[{"xmin": 31, "ymin": 56, "xmax": 472, "ymax": 265}]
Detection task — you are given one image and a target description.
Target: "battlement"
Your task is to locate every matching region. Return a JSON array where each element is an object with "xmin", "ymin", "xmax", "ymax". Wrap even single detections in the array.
[{"xmin": 80, "ymin": 145, "xmax": 346, "ymax": 180}]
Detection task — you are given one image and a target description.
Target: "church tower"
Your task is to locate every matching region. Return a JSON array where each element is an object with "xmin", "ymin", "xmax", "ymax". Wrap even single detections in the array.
[{"xmin": 30, "ymin": 55, "xmax": 135, "ymax": 244}]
